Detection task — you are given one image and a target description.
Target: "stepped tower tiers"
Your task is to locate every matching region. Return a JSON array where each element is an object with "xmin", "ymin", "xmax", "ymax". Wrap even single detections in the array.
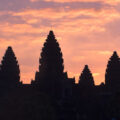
[
  {"xmin": 32, "ymin": 30, "xmax": 74, "ymax": 98},
  {"xmin": 0, "ymin": 46, "xmax": 20, "ymax": 88},
  {"xmin": 105, "ymin": 51, "xmax": 120, "ymax": 89},
  {"xmin": 79, "ymin": 65, "xmax": 94, "ymax": 87},
  {"xmin": 39, "ymin": 30, "xmax": 64, "ymax": 78}
]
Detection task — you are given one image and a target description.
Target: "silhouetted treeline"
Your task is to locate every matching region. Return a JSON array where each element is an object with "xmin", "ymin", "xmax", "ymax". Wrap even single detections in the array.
[{"xmin": 0, "ymin": 30, "xmax": 120, "ymax": 120}]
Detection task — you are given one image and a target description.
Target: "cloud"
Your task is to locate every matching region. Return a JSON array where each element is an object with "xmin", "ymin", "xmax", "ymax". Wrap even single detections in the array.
[
  {"xmin": 9, "ymin": 5, "xmax": 120, "ymax": 35},
  {"xmin": 31, "ymin": 0, "xmax": 120, "ymax": 6},
  {"xmin": 98, "ymin": 51, "xmax": 112, "ymax": 55}
]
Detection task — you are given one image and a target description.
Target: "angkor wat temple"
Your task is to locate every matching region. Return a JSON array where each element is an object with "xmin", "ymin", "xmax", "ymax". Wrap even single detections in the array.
[{"xmin": 0, "ymin": 30, "xmax": 120, "ymax": 120}]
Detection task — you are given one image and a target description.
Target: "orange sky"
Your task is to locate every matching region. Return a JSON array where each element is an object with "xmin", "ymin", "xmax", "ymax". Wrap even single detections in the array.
[{"xmin": 0, "ymin": 0, "xmax": 120, "ymax": 85}]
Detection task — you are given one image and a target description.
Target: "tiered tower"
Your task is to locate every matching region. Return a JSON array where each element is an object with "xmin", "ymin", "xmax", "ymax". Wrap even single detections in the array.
[
  {"xmin": 105, "ymin": 51, "xmax": 120, "ymax": 89},
  {"xmin": 0, "ymin": 46, "xmax": 20, "ymax": 88},
  {"xmin": 79, "ymin": 65, "xmax": 94, "ymax": 87},
  {"xmin": 33, "ymin": 30, "xmax": 65, "ymax": 98}
]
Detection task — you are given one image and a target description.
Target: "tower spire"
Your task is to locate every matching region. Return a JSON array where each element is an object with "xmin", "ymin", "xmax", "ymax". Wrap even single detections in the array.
[
  {"xmin": 79, "ymin": 65, "xmax": 94, "ymax": 87},
  {"xmin": 33, "ymin": 30, "xmax": 64, "ymax": 98},
  {"xmin": 0, "ymin": 46, "xmax": 20, "ymax": 87},
  {"xmin": 105, "ymin": 51, "xmax": 120, "ymax": 88}
]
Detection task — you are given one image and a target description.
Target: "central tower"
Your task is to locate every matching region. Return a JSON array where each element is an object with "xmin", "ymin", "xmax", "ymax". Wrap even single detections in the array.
[
  {"xmin": 39, "ymin": 30, "xmax": 64, "ymax": 79},
  {"xmin": 32, "ymin": 30, "xmax": 65, "ymax": 98}
]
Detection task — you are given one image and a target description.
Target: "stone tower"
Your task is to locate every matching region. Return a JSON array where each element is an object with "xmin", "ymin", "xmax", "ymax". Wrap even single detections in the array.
[
  {"xmin": 1, "ymin": 46, "xmax": 20, "ymax": 88},
  {"xmin": 33, "ymin": 31, "xmax": 65, "ymax": 98}
]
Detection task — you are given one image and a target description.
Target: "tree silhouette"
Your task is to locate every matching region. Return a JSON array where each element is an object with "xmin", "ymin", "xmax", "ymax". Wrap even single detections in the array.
[
  {"xmin": 33, "ymin": 30, "xmax": 64, "ymax": 98},
  {"xmin": 0, "ymin": 46, "xmax": 20, "ymax": 88},
  {"xmin": 79, "ymin": 65, "xmax": 94, "ymax": 87},
  {"xmin": 105, "ymin": 51, "xmax": 120, "ymax": 88}
]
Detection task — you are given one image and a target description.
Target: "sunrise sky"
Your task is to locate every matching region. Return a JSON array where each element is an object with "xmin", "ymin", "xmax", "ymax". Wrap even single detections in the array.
[{"xmin": 0, "ymin": 0, "xmax": 120, "ymax": 84}]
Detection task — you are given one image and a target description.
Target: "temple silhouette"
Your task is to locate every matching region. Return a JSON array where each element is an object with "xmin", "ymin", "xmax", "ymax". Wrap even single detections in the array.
[{"xmin": 0, "ymin": 30, "xmax": 120, "ymax": 120}]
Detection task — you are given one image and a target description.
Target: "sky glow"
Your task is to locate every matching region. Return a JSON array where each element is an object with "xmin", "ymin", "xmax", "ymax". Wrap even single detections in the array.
[{"xmin": 0, "ymin": 0, "xmax": 120, "ymax": 84}]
